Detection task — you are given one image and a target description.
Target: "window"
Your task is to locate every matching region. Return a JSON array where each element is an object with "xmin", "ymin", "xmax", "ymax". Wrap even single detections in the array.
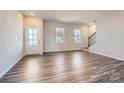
[
  {"xmin": 74, "ymin": 29, "xmax": 81, "ymax": 43},
  {"xmin": 28, "ymin": 28, "xmax": 38, "ymax": 46},
  {"xmin": 56, "ymin": 27, "xmax": 64, "ymax": 44}
]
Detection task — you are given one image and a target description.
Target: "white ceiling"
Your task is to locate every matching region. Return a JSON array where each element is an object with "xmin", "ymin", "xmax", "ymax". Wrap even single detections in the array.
[{"xmin": 21, "ymin": 10, "xmax": 118, "ymax": 25}]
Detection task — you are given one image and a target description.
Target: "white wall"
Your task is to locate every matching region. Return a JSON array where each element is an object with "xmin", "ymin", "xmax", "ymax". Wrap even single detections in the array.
[
  {"xmin": 24, "ymin": 17, "xmax": 43, "ymax": 54},
  {"xmin": 43, "ymin": 20, "xmax": 89, "ymax": 52},
  {"xmin": 89, "ymin": 11, "xmax": 124, "ymax": 61},
  {"xmin": 0, "ymin": 11, "xmax": 23, "ymax": 77}
]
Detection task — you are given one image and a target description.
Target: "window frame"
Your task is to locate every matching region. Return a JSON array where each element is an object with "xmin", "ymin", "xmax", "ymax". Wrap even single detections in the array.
[
  {"xmin": 28, "ymin": 27, "xmax": 38, "ymax": 47},
  {"xmin": 56, "ymin": 27, "xmax": 65, "ymax": 44},
  {"xmin": 73, "ymin": 29, "xmax": 81, "ymax": 43}
]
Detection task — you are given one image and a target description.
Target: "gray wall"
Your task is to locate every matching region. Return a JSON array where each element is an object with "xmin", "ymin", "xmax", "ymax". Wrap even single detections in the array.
[
  {"xmin": 43, "ymin": 20, "xmax": 89, "ymax": 52},
  {"xmin": 89, "ymin": 11, "xmax": 124, "ymax": 61},
  {"xmin": 0, "ymin": 11, "xmax": 23, "ymax": 77}
]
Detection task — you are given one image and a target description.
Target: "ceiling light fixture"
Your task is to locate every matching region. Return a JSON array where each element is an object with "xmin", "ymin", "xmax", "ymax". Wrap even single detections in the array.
[{"xmin": 30, "ymin": 12, "xmax": 34, "ymax": 16}]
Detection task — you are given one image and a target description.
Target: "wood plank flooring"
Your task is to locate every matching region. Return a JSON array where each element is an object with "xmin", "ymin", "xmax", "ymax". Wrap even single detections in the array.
[{"xmin": 0, "ymin": 50, "xmax": 124, "ymax": 83}]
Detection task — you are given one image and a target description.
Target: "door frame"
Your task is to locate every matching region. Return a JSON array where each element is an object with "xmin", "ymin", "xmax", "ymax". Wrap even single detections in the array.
[{"xmin": 24, "ymin": 26, "xmax": 42, "ymax": 55}]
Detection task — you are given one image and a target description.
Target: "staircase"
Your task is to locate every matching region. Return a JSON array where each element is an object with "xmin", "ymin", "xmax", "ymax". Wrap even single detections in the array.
[
  {"xmin": 88, "ymin": 32, "xmax": 96, "ymax": 47},
  {"xmin": 82, "ymin": 32, "xmax": 96, "ymax": 51}
]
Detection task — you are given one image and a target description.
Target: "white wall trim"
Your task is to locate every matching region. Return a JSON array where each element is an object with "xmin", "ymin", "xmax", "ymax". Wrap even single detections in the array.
[
  {"xmin": 43, "ymin": 48, "xmax": 82, "ymax": 53},
  {"xmin": 0, "ymin": 55, "xmax": 24, "ymax": 78},
  {"xmin": 89, "ymin": 50, "xmax": 124, "ymax": 61}
]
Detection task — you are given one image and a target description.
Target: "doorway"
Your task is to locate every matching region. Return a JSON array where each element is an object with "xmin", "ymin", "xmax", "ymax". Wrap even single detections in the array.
[{"xmin": 25, "ymin": 27, "xmax": 42, "ymax": 55}]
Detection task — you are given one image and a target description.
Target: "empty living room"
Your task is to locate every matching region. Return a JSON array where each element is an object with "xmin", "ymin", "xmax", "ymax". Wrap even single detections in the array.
[{"xmin": 0, "ymin": 10, "xmax": 124, "ymax": 83}]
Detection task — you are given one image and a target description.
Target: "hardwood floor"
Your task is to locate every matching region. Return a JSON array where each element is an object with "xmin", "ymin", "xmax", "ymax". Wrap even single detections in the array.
[{"xmin": 0, "ymin": 50, "xmax": 124, "ymax": 83}]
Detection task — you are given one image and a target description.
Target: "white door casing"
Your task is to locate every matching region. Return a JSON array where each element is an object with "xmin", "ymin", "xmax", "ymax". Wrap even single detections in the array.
[{"xmin": 25, "ymin": 27, "xmax": 41, "ymax": 54}]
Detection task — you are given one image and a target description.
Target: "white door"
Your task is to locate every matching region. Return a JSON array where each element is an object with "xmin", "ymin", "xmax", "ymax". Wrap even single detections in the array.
[{"xmin": 25, "ymin": 27, "xmax": 41, "ymax": 55}]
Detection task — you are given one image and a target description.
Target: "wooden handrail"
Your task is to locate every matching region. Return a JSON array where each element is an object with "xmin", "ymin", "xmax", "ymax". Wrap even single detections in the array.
[
  {"xmin": 88, "ymin": 32, "xmax": 96, "ymax": 39},
  {"xmin": 88, "ymin": 32, "xmax": 96, "ymax": 47}
]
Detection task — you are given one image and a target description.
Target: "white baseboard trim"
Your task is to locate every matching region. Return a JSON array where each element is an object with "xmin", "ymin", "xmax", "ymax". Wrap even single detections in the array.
[
  {"xmin": 81, "ymin": 48, "xmax": 88, "ymax": 52},
  {"xmin": 43, "ymin": 49, "xmax": 82, "ymax": 53},
  {"xmin": 89, "ymin": 51, "xmax": 124, "ymax": 61},
  {"xmin": 24, "ymin": 52, "xmax": 43, "ymax": 56},
  {"xmin": 0, "ymin": 55, "xmax": 24, "ymax": 78}
]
